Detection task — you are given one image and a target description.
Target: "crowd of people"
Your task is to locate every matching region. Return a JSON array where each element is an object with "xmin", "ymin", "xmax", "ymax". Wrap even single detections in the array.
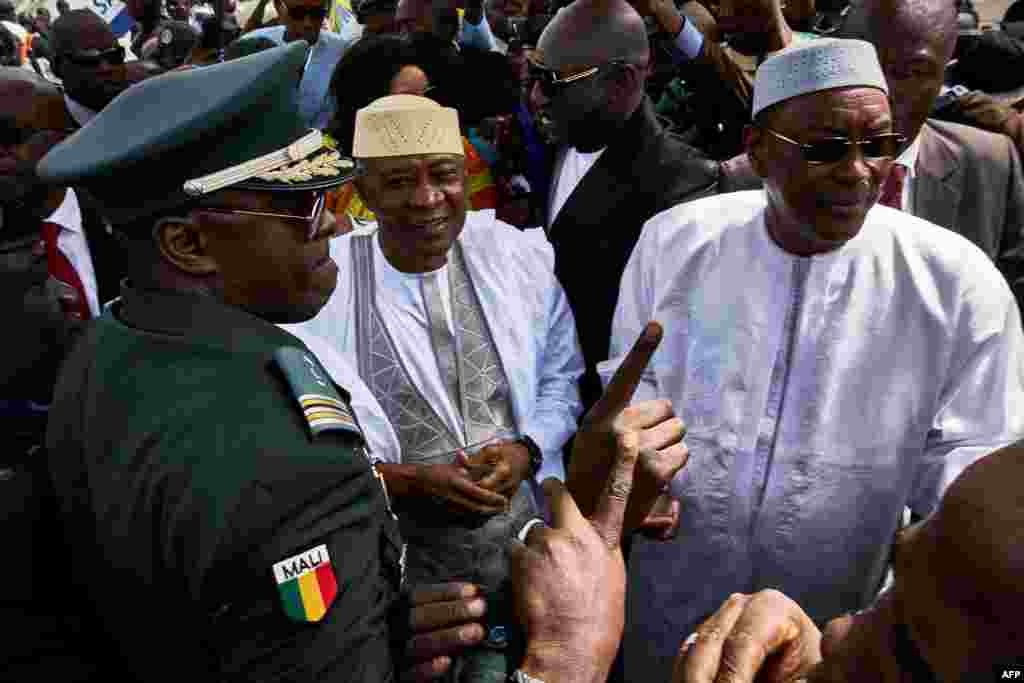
[{"xmin": 3, "ymin": 0, "xmax": 1024, "ymax": 680}]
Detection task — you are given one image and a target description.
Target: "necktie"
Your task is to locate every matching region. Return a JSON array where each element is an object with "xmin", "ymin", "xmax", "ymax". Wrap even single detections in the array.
[
  {"xmin": 41, "ymin": 221, "xmax": 92, "ymax": 320},
  {"xmin": 421, "ymin": 272, "xmax": 461, "ymax": 424},
  {"xmin": 878, "ymin": 163, "xmax": 908, "ymax": 211}
]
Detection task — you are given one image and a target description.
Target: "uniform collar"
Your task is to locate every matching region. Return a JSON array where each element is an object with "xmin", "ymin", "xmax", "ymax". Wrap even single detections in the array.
[{"xmin": 113, "ymin": 281, "xmax": 299, "ymax": 354}]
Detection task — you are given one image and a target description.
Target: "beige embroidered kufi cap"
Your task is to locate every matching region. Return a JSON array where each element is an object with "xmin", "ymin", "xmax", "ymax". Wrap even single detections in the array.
[
  {"xmin": 752, "ymin": 38, "xmax": 888, "ymax": 118},
  {"xmin": 353, "ymin": 94, "xmax": 464, "ymax": 159}
]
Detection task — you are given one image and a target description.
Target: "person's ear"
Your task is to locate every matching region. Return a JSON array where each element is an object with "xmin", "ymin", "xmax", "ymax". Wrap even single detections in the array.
[
  {"xmin": 606, "ymin": 62, "xmax": 643, "ymax": 105},
  {"xmin": 744, "ymin": 124, "xmax": 767, "ymax": 178},
  {"xmin": 154, "ymin": 216, "xmax": 219, "ymax": 276}
]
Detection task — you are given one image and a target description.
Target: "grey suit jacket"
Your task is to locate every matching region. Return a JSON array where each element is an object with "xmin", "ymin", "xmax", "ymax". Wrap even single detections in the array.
[
  {"xmin": 915, "ymin": 119, "xmax": 1024, "ymax": 305},
  {"xmin": 717, "ymin": 119, "xmax": 1024, "ymax": 308}
]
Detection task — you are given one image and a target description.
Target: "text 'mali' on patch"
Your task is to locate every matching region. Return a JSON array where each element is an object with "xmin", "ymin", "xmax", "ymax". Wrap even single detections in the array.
[{"xmin": 273, "ymin": 544, "xmax": 338, "ymax": 622}]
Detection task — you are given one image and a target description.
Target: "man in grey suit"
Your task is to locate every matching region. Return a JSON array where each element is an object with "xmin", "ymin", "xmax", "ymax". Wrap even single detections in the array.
[
  {"xmin": 720, "ymin": 0, "xmax": 1024, "ymax": 309},
  {"xmin": 842, "ymin": 0, "xmax": 1024, "ymax": 306}
]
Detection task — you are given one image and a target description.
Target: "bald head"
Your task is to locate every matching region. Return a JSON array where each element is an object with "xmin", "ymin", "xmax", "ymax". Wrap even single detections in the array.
[
  {"xmin": 843, "ymin": 0, "xmax": 957, "ymax": 59},
  {"xmin": 839, "ymin": 0, "xmax": 955, "ymax": 143},
  {"xmin": 537, "ymin": 0, "xmax": 649, "ymax": 69},
  {"xmin": 932, "ymin": 443, "xmax": 1024, "ymax": 650}
]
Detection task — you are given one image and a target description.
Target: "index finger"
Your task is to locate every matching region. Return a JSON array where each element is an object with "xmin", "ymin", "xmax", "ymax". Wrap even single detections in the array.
[
  {"xmin": 589, "ymin": 322, "xmax": 663, "ymax": 423},
  {"xmin": 541, "ymin": 477, "xmax": 587, "ymax": 531}
]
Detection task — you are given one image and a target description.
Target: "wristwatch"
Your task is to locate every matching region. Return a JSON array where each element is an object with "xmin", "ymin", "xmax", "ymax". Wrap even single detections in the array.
[
  {"xmin": 509, "ymin": 670, "xmax": 545, "ymax": 683},
  {"xmin": 515, "ymin": 434, "xmax": 543, "ymax": 477}
]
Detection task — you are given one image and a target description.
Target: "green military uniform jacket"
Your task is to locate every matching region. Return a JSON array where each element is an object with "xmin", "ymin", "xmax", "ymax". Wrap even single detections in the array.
[{"xmin": 45, "ymin": 283, "xmax": 404, "ymax": 681}]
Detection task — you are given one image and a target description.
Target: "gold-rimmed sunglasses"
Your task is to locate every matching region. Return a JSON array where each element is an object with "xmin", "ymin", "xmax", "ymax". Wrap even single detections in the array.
[
  {"xmin": 526, "ymin": 56, "xmax": 629, "ymax": 97},
  {"xmin": 761, "ymin": 127, "xmax": 905, "ymax": 165},
  {"xmin": 194, "ymin": 191, "xmax": 329, "ymax": 242}
]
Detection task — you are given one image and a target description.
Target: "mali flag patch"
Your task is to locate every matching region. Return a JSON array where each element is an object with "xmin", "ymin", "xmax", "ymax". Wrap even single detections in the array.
[{"xmin": 273, "ymin": 544, "xmax": 339, "ymax": 622}]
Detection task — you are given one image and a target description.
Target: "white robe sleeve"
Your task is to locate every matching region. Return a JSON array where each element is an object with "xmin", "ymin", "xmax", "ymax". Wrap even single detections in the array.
[
  {"xmin": 520, "ymin": 229, "xmax": 585, "ymax": 483},
  {"xmin": 597, "ymin": 215, "xmax": 663, "ymax": 403},
  {"xmin": 910, "ymin": 274, "xmax": 1024, "ymax": 517},
  {"xmin": 286, "ymin": 328, "xmax": 403, "ymax": 466}
]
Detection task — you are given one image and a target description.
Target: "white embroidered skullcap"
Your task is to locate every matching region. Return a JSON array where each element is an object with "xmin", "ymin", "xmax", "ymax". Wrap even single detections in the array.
[
  {"xmin": 353, "ymin": 94, "xmax": 464, "ymax": 159},
  {"xmin": 752, "ymin": 38, "xmax": 888, "ymax": 118}
]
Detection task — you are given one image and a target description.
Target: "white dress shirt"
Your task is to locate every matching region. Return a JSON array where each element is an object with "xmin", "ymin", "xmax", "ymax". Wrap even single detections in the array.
[
  {"xmin": 602, "ymin": 190, "xmax": 1024, "ymax": 681},
  {"xmin": 549, "ymin": 146, "xmax": 606, "ymax": 226},
  {"xmin": 47, "ymin": 188, "xmax": 101, "ymax": 317},
  {"xmin": 894, "ymin": 131, "xmax": 922, "ymax": 211},
  {"xmin": 369, "ymin": 235, "xmax": 464, "ymax": 440}
]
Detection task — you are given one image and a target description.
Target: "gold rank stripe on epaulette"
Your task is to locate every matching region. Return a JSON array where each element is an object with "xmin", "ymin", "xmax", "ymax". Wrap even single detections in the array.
[
  {"xmin": 300, "ymin": 394, "xmax": 359, "ymax": 435},
  {"xmin": 273, "ymin": 347, "xmax": 365, "ymax": 441}
]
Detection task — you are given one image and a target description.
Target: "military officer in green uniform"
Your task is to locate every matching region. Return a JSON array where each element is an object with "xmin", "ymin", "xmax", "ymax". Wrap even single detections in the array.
[
  {"xmin": 36, "ymin": 40, "xmax": 690, "ymax": 683},
  {"xmin": 37, "ymin": 42, "xmax": 411, "ymax": 681}
]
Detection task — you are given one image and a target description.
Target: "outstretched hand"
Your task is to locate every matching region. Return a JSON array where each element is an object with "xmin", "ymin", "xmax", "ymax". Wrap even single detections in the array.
[
  {"xmin": 672, "ymin": 590, "xmax": 822, "ymax": 683},
  {"xmin": 568, "ymin": 322, "xmax": 689, "ymax": 537},
  {"xmin": 510, "ymin": 395, "xmax": 643, "ymax": 683}
]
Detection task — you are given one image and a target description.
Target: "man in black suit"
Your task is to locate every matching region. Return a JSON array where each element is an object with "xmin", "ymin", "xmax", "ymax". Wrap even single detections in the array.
[
  {"xmin": 529, "ymin": 0, "xmax": 719, "ymax": 410},
  {"xmin": 0, "ymin": 66, "xmax": 123, "ymax": 681}
]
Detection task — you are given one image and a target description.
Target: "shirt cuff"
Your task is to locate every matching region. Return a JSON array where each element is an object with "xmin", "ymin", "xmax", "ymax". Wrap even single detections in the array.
[
  {"xmin": 671, "ymin": 16, "xmax": 705, "ymax": 62},
  {"xmin": 517, "ymin": 517, "xmax": 546, "ymax": 543}
]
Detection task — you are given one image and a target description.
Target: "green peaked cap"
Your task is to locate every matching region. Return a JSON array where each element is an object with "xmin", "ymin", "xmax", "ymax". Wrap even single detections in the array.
[{"xmin": 37, "ymin": 42, "xmax": 357, "ymax": 226}]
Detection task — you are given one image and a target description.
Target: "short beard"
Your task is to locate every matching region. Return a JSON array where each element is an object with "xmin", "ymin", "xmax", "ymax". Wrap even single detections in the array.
[{"xmin": 565, "ymin": 109, "xmax": 624, "ymax": 153}]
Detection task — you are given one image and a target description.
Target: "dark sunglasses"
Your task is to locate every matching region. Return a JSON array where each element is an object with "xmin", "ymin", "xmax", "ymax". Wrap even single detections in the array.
[
  {"xmin": 194, "ymin": 191, "xmax": 329, "ymax": 242},
  {"xmin": 62, "ymin": 45, "xmax": 126, "ymax": 67},
  {"xmin": 762, "ymin": 127, "xmax": 906, "ymax": 165},
  {"xmin": 286, "ymin": 5, "xmax": 329, "ymax": 21},
  {"xmin": 526, "ymin": 56, "xmax": 622, "ymax": 98}
]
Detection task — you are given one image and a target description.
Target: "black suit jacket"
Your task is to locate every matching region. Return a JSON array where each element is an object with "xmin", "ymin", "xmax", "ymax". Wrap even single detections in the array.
[
  {"xmin": 0, "ymin": 188, "xmax": 124, "ymax": 681},
  {"xmin": 539, "ymin": 97, "xmax": 720, "ymax": 406},
  {"xmin": 75, "ymin": 187, "xmax": 125, "ymax": 310}
]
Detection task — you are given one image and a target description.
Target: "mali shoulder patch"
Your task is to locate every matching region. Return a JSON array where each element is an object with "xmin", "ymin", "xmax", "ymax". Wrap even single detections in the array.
[
  {"xmin": 273, "ymin": 544, "xmax": 339, "ymax": 622},
  {"xmin": 274, "ymin": 346, "xmax": 364, "ymax": 441}
]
